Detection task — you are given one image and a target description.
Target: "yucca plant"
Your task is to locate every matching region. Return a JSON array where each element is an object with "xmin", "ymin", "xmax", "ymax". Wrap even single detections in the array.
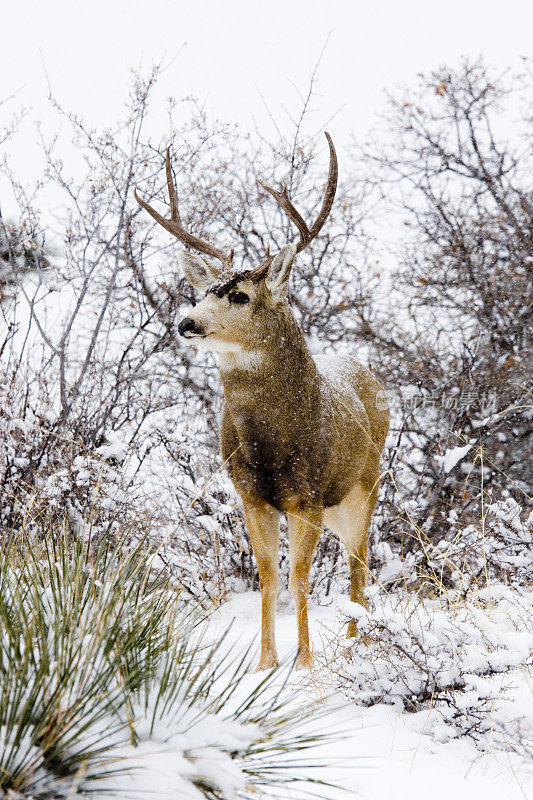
[{"xmin": 0, "ymin": 519, "xmax": 338, "ymax": 799}]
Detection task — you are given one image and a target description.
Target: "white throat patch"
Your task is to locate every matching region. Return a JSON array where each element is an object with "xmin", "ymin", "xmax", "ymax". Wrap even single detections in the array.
[{"xmin": 218, "ymin": 346, "xmax": 263, "ymax": 371}]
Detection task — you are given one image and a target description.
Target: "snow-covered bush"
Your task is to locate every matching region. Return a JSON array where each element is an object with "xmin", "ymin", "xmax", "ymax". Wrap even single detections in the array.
[
  {"xmin": 429, "ymin": 498, "xmax": 533, "ymax": 590},
  {"xmin": 337, "ymin": 585, "xmax": 532, "ymax": 748},
  {"xmin": 0, "ymin": 217, "xmax": 48, "ymax": 302},
  {"xmin": 359, "ymin": 60, "xmax": 532, "ymax": 555},
  {"xmin": 0, "ymin": 521, "xmax": 335, "ymax": 799},
  {"xmin": 366, "ymin": 497, "xmax": 533, "ymax": 600},
  {"xmin": 0, "ymin": 366, "xmax": 134, "ymax": 533}
]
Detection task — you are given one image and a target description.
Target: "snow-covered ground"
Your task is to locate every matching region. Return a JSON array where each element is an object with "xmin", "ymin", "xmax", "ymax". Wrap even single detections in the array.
[{"xmin": 207, "ymin": 591, "xmax": 533, "ymax": 800}]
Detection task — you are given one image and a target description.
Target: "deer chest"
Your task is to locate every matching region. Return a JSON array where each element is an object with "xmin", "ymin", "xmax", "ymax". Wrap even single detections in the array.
[{"xmin": 221, "ymin": 411, "xmax": 326, "ymax": 511}]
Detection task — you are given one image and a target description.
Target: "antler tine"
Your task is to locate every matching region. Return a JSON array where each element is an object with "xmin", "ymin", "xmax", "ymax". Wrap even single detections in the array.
[
  {"xmin": 165, "ymin": 148, "xmax": 181, "ymax": 224},
  {"xmin": 257, "ymin": 179, "xmax": 310, "ymax": 244},
  {"xmin": 134, "ymin": 149, "xmax": 234, "ymax": 268},
  {"xmin": 257, "ymin": 132, "xmax": 338, "ymax": 256}
]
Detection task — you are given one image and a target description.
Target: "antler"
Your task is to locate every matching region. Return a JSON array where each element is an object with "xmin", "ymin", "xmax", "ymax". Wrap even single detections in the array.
[
  {"xmin": 134, "ymin": 149, "xmax": 234, "ymax": 268},
  {"xmin": 257, "ymin": 132, "xmax": 338, "ymax": 256}
]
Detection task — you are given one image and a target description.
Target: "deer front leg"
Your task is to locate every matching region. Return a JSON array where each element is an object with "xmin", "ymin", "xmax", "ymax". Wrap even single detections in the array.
[
  {"xmin": 241, "ymin": 494, "xmax": 280, "ymax": 671},
  {"xmin": 287, "ymin": 506, "xmax": 322, "ymax": 670}
]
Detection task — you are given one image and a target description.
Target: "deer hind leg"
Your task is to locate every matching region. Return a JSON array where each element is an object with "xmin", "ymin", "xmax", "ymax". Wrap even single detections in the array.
[
  {"xmin": 241, "ymin": 495, "xmax": 280, "ymax": 671},
  {"xmin": 323, "ymin": 481, "xmax": 378, "ymax": 638},
  {"xmin": 287, "ymin": 506, "xmax": 322, "ymax": 670}
]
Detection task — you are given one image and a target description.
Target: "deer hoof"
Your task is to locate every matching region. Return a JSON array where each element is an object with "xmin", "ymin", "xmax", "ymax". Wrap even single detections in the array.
[
  {"xmin": 254, "ymin": 653, "xmax": 278, "ymax": 672},
  {"xmin": 294, "ymin": 650, "xmax": 314, "ymax": 671}
]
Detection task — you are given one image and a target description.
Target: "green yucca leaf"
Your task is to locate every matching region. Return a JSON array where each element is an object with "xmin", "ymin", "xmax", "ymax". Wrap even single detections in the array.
[{"xmin": 0, "ymin": 516, "xmax": 343, "ymax": 799}]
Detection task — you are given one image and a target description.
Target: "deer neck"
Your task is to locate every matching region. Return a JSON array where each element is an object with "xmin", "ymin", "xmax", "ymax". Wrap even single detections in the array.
[{"xmin": 218, "ymin": 311, "xmax": 320, "ymax": 423}]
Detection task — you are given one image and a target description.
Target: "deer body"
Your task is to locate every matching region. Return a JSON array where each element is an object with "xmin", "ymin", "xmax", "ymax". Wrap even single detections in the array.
[
  {"xmin": 216, "ymin": 294, "xmax": 388, "ymax": 669},
  {"xmin": 219, "ymin": 319, "xmax": 374, "ymax": 512},
  {"xmin": 135, "ymin": 135, "xmax": 389, "ymax": 670}
]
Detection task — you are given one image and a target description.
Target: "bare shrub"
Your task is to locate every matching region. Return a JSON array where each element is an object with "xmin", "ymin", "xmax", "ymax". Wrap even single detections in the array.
[
  {"xmin": 337, "ymin": 581, "xmax": 532, "ymax": 748},
  {"xmin": 354, "ymin": 60, "xmax": 532, "ymax": 582}
]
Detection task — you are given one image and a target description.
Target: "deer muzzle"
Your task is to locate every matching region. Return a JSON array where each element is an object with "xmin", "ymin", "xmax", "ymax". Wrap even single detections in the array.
[{"xmin": 177, "ymin": 317, "xmax": 205, "ymax": 338}]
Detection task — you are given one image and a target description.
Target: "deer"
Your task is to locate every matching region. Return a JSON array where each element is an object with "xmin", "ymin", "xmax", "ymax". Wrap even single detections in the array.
[{"xmin": 134, "ymin": 133, "xmax": 389, "ymax": 671}]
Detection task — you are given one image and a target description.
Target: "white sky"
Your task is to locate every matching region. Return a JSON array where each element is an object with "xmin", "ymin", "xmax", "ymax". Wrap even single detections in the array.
[{"xmin": 1, "ymin": 0, "xmax": 532, "ymax": 218}]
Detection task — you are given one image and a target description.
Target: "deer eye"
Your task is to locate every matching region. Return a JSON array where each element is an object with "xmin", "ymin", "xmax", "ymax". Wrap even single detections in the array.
[{"xmin": 228, "ymin": 291, "xmax": 250, "ymax": 305}]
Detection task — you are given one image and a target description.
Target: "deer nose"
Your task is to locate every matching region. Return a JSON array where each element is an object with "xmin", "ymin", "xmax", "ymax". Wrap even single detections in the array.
[{"xmin": 178, "ymin": 317, "xmax": 204, "ymax": 337}]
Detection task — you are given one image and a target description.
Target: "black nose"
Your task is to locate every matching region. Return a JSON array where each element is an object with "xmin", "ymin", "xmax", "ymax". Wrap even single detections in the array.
[{"xmin": 178, "ymin": 317, "xmax": 203, "ymax": 337}]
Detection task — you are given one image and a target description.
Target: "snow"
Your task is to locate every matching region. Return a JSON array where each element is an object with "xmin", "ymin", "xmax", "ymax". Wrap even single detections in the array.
[
  {"xmin": 204, "ymin": 590, "xmax": 533, "ymax": 800},
  {"xmin": 435, "ymin": 444, "xmax": 472, "ymax": 473},
  {"xmin": 375, "ymin": 541, "xmax": 404, "ymax": 583},
  {"xmin": 97, "ymin": 701, "xmax": 258, "ymax": 800},
  {"xmin": 96, "ymin": 432, "xmax": 128, "ymax": 462}
]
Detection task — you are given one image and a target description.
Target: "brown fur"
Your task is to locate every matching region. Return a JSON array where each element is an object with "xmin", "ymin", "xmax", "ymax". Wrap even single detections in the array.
[
  {"xmin": 178, "ymin": 266, "xmax": 389, "ymax": 670},
  {"xmin": 219, "ymin": 296, "xmax": 385, "ymax": 512}
]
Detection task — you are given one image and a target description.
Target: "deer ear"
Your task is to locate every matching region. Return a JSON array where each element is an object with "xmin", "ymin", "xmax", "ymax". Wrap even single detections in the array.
[
  {"xmin": 178, "ymin": 251, "xmax": 221, "ymax": 291},
  {"xmin": 265, "ymin": 243, "xmax": 297, "ymax": 297}
]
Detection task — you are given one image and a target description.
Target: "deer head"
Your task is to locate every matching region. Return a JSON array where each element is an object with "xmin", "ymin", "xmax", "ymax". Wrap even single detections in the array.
[{"xmin": 134, "ymin": 133, "xmax": 337, "ymax": 353}]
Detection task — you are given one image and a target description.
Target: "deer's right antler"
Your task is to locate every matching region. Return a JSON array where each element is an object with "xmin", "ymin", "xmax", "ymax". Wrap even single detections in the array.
[
  {"xmin": 134, "ymin": 149, "xmax": 234, "ymax": 268},
  {"xmin": 257, "ymin": 132, "xmax": 338, "ymax": 256}
]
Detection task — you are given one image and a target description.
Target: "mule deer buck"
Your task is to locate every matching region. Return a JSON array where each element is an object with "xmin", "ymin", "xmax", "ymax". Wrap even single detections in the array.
[{"xmin": 135, "ymin": 134, "xmax": 389, "ymax": 670}]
